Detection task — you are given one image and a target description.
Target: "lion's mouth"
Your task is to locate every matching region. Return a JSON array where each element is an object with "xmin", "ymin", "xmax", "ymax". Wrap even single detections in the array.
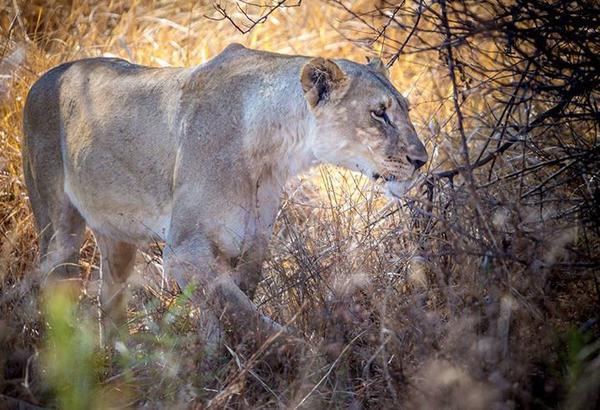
[
  {"xmin": 372, "ymin": 172, "xmax": 420, "ymax": 199},
  {"xmin": 372, "ymin": 173, "xmax": 407, "ymax": 198},
  {"xmin": 371, "ymin": 172, "xmax": 397, "ymax": 182},
  {"xmin": 385, "ymin": 180, "xmax": 412, "ymax": 199}
]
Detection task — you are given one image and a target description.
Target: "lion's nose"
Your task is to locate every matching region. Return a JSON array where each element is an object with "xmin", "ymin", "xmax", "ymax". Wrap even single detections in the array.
[
  {"xmin": 406, "ymin": 156, "xmax": 426, "ymax": 170},
  {"xmin": 406, "ymin": 141, "xmax": 428, "ymax": 171}
]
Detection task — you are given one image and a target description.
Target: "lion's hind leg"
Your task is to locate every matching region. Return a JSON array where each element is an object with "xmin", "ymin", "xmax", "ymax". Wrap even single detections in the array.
[
  {"xmin": 95, "ymin": 234, "xmax": 137, "ymax": 340},
  {"xmin": 38, "ymin": 199, "xmax": 86, "ymax": 280}
]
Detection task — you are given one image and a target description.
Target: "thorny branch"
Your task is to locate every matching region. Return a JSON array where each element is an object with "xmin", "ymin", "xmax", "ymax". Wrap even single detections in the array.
[{"xmin": 438, "ymin": 0, "xmax": 472, "ymax": 183}]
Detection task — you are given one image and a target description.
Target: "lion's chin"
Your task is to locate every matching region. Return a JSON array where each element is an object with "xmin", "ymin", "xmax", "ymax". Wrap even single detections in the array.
[{"xmin": 383, "ymin": 180, "xmax": 413, "ymax": 199}]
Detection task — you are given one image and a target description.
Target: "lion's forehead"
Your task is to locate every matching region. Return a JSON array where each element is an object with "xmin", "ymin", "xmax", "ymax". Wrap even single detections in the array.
[{"xmin": 339, "ymin": 60, "xmax": 405, "ymax": 100}]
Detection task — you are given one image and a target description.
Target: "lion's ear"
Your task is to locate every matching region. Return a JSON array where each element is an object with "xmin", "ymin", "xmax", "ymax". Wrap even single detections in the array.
[
  {"xmin": 300, "ymin": 58, "xmax": 347, "ymax": 108},
  {"xmin": 367, "ymin": 57, "xmax": 389, "ymax": 79}
]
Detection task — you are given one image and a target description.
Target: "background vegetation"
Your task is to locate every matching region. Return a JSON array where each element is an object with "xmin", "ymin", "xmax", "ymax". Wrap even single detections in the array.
[{"xmin": 0, "ymin": 0, "xmax": 598, "ymax": 408}]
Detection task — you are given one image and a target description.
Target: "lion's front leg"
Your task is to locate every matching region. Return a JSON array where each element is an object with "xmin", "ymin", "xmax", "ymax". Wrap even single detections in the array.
[
  {"xmin": 163, "ymin": 233, "xmax": 283, "ymax": 360},
  {"xmin": 234, "ymin": 238, "xmax": 269, "ymax": 300}
]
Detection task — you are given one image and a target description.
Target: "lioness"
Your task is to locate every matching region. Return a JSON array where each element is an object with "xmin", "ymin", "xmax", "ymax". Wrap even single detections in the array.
[{"xmin": 22, "ymin": 44, "xmax": 428, "ymax": 348}]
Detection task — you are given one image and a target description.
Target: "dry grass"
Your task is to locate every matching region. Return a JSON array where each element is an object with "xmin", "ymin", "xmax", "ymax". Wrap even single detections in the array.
[{"xmin": 1, "ymin": 0, "xmax": 599, "ymax": 408}]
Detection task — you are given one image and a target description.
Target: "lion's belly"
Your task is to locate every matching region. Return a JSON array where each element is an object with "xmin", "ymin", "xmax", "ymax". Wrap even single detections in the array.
[
  {"xmin": 65, "ymin": 175, "xmax": 172, "ymax": 244},
  {"xmin": 62, "ymin": 134, "xmax": 175, "ymax": 245}
]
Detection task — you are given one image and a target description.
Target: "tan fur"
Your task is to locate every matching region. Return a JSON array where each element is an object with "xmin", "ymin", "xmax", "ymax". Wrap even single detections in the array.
[{"xmin": 22, "ymin": 44, "xmax": 427, "ymax": 348}]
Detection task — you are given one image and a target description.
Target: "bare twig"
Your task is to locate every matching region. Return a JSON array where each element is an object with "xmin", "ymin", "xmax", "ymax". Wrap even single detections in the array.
[
  {"xmin": 387, "ymin": 0, "xmax": 425, "ymax": 68},
  {"xmin": 207, "ymin": 0, "xmax": 302, "ymax": 34}
]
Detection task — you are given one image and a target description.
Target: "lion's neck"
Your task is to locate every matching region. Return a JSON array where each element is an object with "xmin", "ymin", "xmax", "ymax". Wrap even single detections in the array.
[{"xmin": 245, "ymin": 86, "xmax": 318, "ymax": 188}]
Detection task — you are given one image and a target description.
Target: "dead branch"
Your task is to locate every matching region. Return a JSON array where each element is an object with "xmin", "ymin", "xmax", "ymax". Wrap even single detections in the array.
[{"xmin": 207, "ymin": 0, "xmax": 302, "ymax": 34}]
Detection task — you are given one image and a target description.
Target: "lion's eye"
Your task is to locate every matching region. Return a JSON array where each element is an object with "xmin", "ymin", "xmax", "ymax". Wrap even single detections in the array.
[{"xmin": 371, "ymin": 107, "xmax": 386, "ymax": 122}]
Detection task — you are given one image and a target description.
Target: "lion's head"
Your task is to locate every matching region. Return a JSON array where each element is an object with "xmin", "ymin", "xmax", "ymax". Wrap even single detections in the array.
[{"xmin": 301, "ymin": 57, "xmax": 428, "ymax": 198}]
